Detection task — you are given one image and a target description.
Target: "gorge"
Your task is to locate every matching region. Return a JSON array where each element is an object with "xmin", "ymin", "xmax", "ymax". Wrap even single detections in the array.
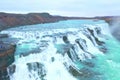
[{"xmin": 0, "ymin": 13, "xmax": 120, "ymax": 80}]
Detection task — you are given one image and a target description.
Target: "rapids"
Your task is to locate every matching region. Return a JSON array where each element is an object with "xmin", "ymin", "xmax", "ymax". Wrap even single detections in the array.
[{"xmin": 1, "ymin": 20, "xmax": 120, "ymax": 80}]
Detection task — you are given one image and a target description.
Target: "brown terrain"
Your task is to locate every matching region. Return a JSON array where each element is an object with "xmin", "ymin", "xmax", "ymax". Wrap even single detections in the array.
[
  {"xmin": 0, "ymin": 12, "xmax": 69, "ymax": 31},
  {"xmin": 0, "ymin": 12, "xmax": 119, "ymax": 31}
]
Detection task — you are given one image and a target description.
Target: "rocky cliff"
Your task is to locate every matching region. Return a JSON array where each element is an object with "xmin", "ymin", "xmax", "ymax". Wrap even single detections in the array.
[
  {"xmin": 0, "ymin": 34, "xmax": 16, "ymax": 80},
  {"xmin": 0, "ymin": 43, "xmax": 16, "ymax": 80}
]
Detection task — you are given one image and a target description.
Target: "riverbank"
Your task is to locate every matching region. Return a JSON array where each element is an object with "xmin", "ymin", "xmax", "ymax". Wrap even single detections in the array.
[
  {"xmin": 1, "ymin": 12, "xmax": 119, "ymax": 31},
  {"xmin": 0, "ymin": 34, "xmax": 16, "ymax": 80}
]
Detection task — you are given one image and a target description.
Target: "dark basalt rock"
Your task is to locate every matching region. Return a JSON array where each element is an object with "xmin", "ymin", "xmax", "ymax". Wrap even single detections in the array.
[
  {"xmin": 63, "ymin": 35, "xmax": 70, "ymax": 44},
  {"xmin": 85, "ymin": 28, "xmax": 107, "ymax": 53},
  {"xmin": 51, "ymin": 57, "xmax": 55, "ymax": 62},
  {"xmin": 99, "ymin": 46, "xmax": 107, "ymax": 53},
  {"xmin": 75, "ymin": 39, "xmax": 84, "ymax": 50},
  {"xmin": 0, "ymin": 34, "xmax": 9, "ymax": 38},
  {"xmin": 68, "ymin": 65, "xmax": 82, "ymax": 78},
  {"xmin": 79, "ymin": 68, "xmax": 94, "ymax": 78},
  {"xmin": 78, "ymin": 67, "xmax": 101, "ymax": 80},
  {"xmin": 81, "ymin": 60, "xmax": 95, "ymax": 67},
  {"xmin": 67, "ymin": 50, "xmax": 73, "ymax": 61},
  {"xmin": 83, "ymin": 31, "xmax": 96, "ymax": 46},
  {"xmin": 95, "ymin": 27, "xmax": 101, "ymax": 35},
  {"xmin": 66, "ymin": 46, "xmax": 79, "ymax": 62},
  {"xmin": 87, "ymin": 28, "xmax": 105, "ymax": 46},
  {"xmin": 7, "ymin": 64, "xmax": 16, "ymax": 75},
  {"xmin": 27, "ymin": 62, "xmax": 46, "ymax": 80},
  {"xmin": 68, "ymin": 65, "xmax": 100, "ymax": 80},
  {"xmin": 0, "ymin": 68, "xmax": 10, "ymax": 80},
  {"xmin": 95, "ymin": 38, "xmax": 105, "ymax": 46},
  {"xmin": 75, "ymin": 38, "xmax": 95, "ymax": 59}
]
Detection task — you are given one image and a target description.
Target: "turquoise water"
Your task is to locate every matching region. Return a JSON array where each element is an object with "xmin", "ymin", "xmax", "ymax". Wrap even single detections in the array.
[
  {"xmin": 7, "ymin": 20, "xmax": 105, "ymax": 31},
  {"xmin": 15, "ymin": 43, "xmax": 38, "ymax": 55},
  {"xmin": 74, "ymin": 36, "xmax": 120, "ymax": 80},
  {"xmin": 90, "ymin": 37, "xmax": 120, "ymax": 80},
  {"xmin": 2, "ymin": 20, "xmax": 120, "ymax": 80}
]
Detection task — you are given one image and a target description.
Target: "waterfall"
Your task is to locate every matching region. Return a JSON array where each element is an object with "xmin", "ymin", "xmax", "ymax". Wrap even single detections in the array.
[
  {"xmin": 0, "ymin": 20, "xmax": 111, "ymax": 80},
  {"xmin": 7, "ymin": 43, "xmax": 76, "ymax": 80}
]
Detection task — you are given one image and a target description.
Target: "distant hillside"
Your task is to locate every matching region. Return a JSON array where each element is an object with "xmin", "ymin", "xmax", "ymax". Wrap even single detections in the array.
[
  {"xmin": 0, "ymin": 12, "xmax": 120, "ymax": 31},
  {"xmin": 0, "ymin": 12, "xmax": 69, "ymax": 31},
  {"xmin": 94, "ymin": 16, "xmax": 120, "ymax": 25}
]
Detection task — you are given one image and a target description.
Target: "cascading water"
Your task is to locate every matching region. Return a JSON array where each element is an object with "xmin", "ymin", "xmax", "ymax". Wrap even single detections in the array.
[{"xmin": 1, "ymin": 20, "xmax": 120, "ymax": 80}]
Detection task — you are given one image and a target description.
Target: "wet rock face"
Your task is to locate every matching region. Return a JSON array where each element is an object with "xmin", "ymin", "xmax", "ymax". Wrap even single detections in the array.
[
  {"xmin": 0, "ymin": 34, "xmax": 9, "ymax": 38},
  {"xmin": 68, "ymin": 66, "xmax": 82, "ymax": 78},
  {"xmin": 0, "ymin": 68, "xmax": 10, "ymax": 80},
  {"xmin": 95, "ymin": 27, "xmax": 101, "ymax": 35},
  {"xmin": 0, "ymin": 44, "xmax": 16, "ymax": 67},
  {"xmin": 68, "ymin": 65, "xmax": 100, "ymax": 80},
  {"xmin": 78, "ymin": 67, "xmax": 101, "ymax": 80},
  {"xmin": 87, "ymin": 28, "xmax": 105, "ymax": 46},
  {"xmin": 63, "ymin": 36, "xmax": 70, "ymax": 44},
  {"xmin": 81, "ymin": 60, "xmax": 95, "ymax": 67},
  {"xmin": 7, "ymin": 64, "xmax": 16, "ymax": 75},
  {"xmin": 75, "ymin": 39, "xmax": 87, "ymax": 51},
  {"xmin": 85, "ymin": 28, "xmax": 107, "ymax": 53},
  {"xmin": 27, "ymin": 62, "xmax": 46, "ymax": 80},
  {"xmin": 0, "ymin": 44, "xmax": 16, "ymax": 80}
]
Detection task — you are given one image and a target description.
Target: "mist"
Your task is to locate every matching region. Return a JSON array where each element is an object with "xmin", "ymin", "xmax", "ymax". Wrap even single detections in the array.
[{"xmin": 109, "ymin": 18, "xmax": 120, "ymax": 41}]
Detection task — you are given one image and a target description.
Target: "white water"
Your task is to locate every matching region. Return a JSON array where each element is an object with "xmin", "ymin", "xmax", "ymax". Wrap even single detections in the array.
[
  {"xmin": 1, "ymin": 20, "xmax": 112, "ymax": 80},
  {"xmin": 9, "ymin": 43, "xmax": 76, "ymax": 80}
]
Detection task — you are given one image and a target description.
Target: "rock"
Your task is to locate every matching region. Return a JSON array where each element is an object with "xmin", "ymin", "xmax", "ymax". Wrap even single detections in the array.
[
  {"xmin": 68, "ymin": 65, "xmax": 82, "ymax": 78},
  {"xmin": 67, "ymin": 50, "xmax": 73, "ymax": 61},
  {"xmin": 79, "ymin": 67, "xmax": 100, "ymax": 79},
  {"xmin": 99, "ymin": 46, "xmax": 107, "ymax": 53},
  {"xmin": 0, "ymin": 68, "xmax": 10, "ymax": 80},
  {"xmin": 0, "ymin": 43, "xmax": 16, "ymax": 80},
  {"xmin": 95, "ymin": 27, "xmax": 101, "ymax": 35},
  {"xmin": 0, "ymin": 34, "xmax": 9, "ymax": 38},
  {"xmin": 86, "ymin": 28, "xmax": 107, "ymax": 53},
  {"xmin": 68, "ymin": 65, "xmax": 100, "ymax": 80},
  {"xmin": 63, "ymin": 35, "xmax": 70, "ymax": 44},
  {"xmin": 75, "ymin": 39, "xmax": 84, "ymax": 50},
  {"xmin": 81, "ymin": 60, "xmax": 95, "ymax": 67},
  {"xmin": 95, "ymin": 38, "xmax": 105, "ymax": 46},
  {"xmin": 83, "ymin": 30, "xmax": 96, "ymax": 46},
  {"xmin": 51, "ymin": 57, "xmax": 55, "ymax": 62},
  {"xmin": 27, "ymin": 62, "xmax": 46, "ymax": 80},
  {"xmin": 87, "ymin": 28, "xmax": 105, "ymax": 46},
  {"xmin": 0, "ymin": 44, "xmax": 16, "ymax": 67},
  {"xmin": 7, "ymin": 64, "xmax": 16, "ymax": 75},
  {"xmin": 79, "ymin": 68, "xmax": 94, "ymax": 78}
]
